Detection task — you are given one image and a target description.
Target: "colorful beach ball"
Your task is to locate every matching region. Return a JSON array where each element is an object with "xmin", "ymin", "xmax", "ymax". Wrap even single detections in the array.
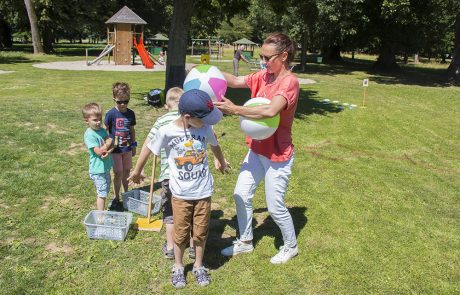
[
  {"xmin": 239, "ymin": 97, "xmax": 280, "ymax": 140},
  {"xmin": 183, "ymin": 65, "xmax": 227, "ymax": 102}
]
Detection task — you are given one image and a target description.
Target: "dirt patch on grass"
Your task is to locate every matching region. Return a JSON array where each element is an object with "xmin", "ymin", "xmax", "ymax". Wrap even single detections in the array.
[
  {"xmin": 66, "ymin": 142, "xmax": 87, "ymax": 156},
  {"xmin": 60, "ymin": 197, "xmax": 83, "ymax": 209},
  {"xmin": 45, "ymin": 242, "xmax": 74, "ymax": 254},
  {"xmin": 254, "ymin": 212, "xmax": 268, "ymax": 225},
  {"xmin": 13, "ymin": 198, "xmax": 28, "ymax": 207},
  {"xmin": 44, "ymin": 123, "xmax": 67, "ymax": 135},
  {"xmin": 298, "ymin": 78, "xmax": 317, "ymax": 84},
  {"xmin": 40, "ymin": 201, "xmax": 50, "ymax": 210},
  {"xmin": 47, "ymin": 228, "xmax": 58, "ymax": 235}
]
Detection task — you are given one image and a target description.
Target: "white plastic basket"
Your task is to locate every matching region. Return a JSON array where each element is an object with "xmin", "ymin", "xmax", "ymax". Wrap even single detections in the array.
[
  {"xmin": 121, "ymin": 189, "xmax": 162, "ymax": 216},
  {"xmin": 83, "ymin": 210, "xmax": 132, "ymax": 241}
]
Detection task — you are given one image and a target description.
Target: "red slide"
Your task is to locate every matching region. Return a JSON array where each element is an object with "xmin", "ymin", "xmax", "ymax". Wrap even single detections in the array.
[{"xmin": 134, "ymin": 37, "xmax": 154, "ymax": 69}]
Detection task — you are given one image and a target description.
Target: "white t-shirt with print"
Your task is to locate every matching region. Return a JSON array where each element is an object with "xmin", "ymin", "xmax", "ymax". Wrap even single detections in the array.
[{"xmin": 147, "ymin": 122, "xmax": 218, "ymax": 200}]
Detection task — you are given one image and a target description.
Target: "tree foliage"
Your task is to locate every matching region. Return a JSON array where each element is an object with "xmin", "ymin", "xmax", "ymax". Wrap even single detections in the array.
[{"xmin": 1, "ymin": 0, "xmax": 458, "ymax": 78}]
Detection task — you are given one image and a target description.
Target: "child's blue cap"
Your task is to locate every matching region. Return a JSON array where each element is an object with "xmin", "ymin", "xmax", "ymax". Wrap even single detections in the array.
[{"xmin": 179, "ymin": 89, "xmax": 222, "ymax": 125}]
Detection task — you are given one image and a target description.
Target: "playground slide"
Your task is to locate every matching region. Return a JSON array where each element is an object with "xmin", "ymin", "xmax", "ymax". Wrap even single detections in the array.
[
  {"xmin": 87, "ymin": 44, "xmax": 115, "ymax": 66},
  {"xmin": 134, "ymin": 38, "xmax": 154, "ymax": 69},
  {"xmin": 147, "ymin": 51, "xmax": 164, "ymax": 65}
]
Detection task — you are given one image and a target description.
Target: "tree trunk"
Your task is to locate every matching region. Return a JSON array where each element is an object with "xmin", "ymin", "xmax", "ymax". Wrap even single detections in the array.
[
  {"xmin": 41, "ymin": 22, "xmax": 54, "ymax": 53},
  {"xmin": 165, "ymin": 0, "xmax": 194, "ymax": 92},
  {"xmin": 0, "ymin": 16, "xmax": 12, "ymax": 48},
  {"xmin": 448, "ymin": 12, "xmax": 460, "ymax": 83},
  {"xmin": 322, "ymin": 45, "xmax": 342, "ymax": 62},
  {"xmin": 23, "ymin": 0, "xmax": 44, "ymax": 54},
  {"xmin": 373, "ymin": 41, "xmax": 398, "ymax": 71},
  {"xmin": 441, "ymin": 54, "xmax": 446, "ymax": 64},
  {"xmin": 300, "ymin": 30, "xmax": 308, "ymax": 72}
]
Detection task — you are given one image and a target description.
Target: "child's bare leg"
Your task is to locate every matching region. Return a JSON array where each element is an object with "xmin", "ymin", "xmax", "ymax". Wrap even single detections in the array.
[
  {"xmin": 96, "ymin": 197, "xmax": 105, "ymax": 211},
  {"xmin": 193, "ymin": 240, "xmax": 205, "ymax": 268},
  {"xmin": 166, "ymin": 224, "xmax": 174, "ymax": 250},
  {"xmin": 113, "ymin": 172, "xmax": 122, "ymax": 199},
  {"xmin": 174, "ymin": 242, "xmax": 186, "ymax": 267},
  {"xmin": 122, "ymin": 169, "xmax": 130, "ymax": 193}
]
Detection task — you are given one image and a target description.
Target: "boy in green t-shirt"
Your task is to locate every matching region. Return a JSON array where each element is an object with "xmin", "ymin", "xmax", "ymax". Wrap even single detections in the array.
[{"xmin": 83, "ymin": 103, "xmax": 114, "ymax": 210}]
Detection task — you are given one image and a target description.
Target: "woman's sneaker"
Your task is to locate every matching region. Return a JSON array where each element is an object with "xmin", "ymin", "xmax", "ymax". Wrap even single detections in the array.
[
  {"xmin": 162, "ymin": 242, "xmax": 174, "ymax": 259},
  {"xmin": 192, "ymin": 266, "xmax": 211, "ymax": 287},
  {"xmin": 270, "ymin": 245, "xmax": 298, "ymax": 264},
  {"xmin": 221, "ymin": 239, "xmax": 254, "ymax": 257},
  {"xmin": 171, "ymin": 266, "xmax": 186, "ymax": 289}
]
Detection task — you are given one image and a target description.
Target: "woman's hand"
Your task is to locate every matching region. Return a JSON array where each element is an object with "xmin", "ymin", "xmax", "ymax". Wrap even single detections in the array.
[{"xmin": 214, "ymin": 96, "xmax": 236, "ymax": 115}]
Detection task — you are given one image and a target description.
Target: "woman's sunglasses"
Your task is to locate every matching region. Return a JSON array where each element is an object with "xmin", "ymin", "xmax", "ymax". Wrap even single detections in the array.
[{"xmin": 259, "ymin": 52, "xmax": 282, "ymax": 62}]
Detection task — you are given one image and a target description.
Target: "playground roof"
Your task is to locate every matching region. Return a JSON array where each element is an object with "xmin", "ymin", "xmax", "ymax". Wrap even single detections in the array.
[
  {"xmin": 150, "ymin": 33, "xmax": 169, "ymax": 41},
  {"xmin": 105, "ymin": 6, "xmax": 147, "ymax": 25},
  {"xmin": 233, "ymin": 38, "xmax": 257, "ymax": 45}
]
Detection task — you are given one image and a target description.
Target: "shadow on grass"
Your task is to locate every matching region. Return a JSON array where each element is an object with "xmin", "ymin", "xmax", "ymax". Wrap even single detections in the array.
[
  {"xmin": 225, "ymin": 88, "xmax": 344, "ymax": 119},
  {"xmin": 0, "ymin": 55, "xmax": 40, "ymax": 64},
  {"xmin": 2, "ymin": 43, "xmax": 106, "ymax": 57},
  {"xmin": 205, "ymin": 206, "xmax": 307, "ymax": 270},
  {"xmin": 294, "ymin": 57, "xmax": 452, "ymax": 87},
  {"xmin": 368, "ymin": 66, "xmax": 452, "ymax": 87},
  {"xmin": 252, "ymin": 206, "xmax": 308, "ymax": 249}
]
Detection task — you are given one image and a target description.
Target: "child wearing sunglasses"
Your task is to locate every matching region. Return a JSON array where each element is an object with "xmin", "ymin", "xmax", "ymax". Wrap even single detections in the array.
[{"xmin": 104, "ymin": 82, "xmax": 137, "ymax": 211}]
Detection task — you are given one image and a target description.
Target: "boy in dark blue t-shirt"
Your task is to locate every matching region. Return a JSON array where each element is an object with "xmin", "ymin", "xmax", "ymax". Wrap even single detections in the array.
[{"xmin": 104, "ymin": 82, "xmax": 136, "ymax": 211}]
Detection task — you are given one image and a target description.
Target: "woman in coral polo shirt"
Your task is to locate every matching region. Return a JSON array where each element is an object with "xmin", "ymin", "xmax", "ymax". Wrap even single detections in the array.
[{"xmin": 215, "ymin": 33, "xmax": 299, "ymax": 264}]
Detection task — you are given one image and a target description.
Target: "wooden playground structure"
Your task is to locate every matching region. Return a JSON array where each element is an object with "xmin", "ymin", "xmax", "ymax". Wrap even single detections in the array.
[
  {"xmin": 190, "ymin": 37, "xmax": 224, "ymax": 61},
  {"xmin": 86, "ymin": 6, "xmax": 162, "ymax": 68}
]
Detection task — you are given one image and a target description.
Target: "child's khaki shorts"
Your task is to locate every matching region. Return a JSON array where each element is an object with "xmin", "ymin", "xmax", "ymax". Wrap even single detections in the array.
[{"xmin": 172, "ymin": 197, "xmax": 211, "ymax": 246}]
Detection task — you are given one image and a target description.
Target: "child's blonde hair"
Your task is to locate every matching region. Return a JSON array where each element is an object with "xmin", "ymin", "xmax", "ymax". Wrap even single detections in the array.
[
  {"xmin": 112, "ymin": 82, "xmax": 130, "ymax": 100},
  {"xmin": 82, "ymin": 103, "xmax": 102, "ymax": 119},
  {"xmin": 165, "ymin": 87, "xmax": 183, "ymax": 110}
]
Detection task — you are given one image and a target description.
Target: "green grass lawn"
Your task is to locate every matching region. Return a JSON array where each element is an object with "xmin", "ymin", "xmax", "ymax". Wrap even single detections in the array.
[{"xmin": 0, "ymin": 47, "xmax": 459, "ymax": 294}]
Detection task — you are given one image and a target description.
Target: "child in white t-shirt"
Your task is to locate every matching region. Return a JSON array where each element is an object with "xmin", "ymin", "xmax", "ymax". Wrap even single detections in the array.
[{"xmin": 128, "ymin": 89, "xmax": 229, "ymax": 289}]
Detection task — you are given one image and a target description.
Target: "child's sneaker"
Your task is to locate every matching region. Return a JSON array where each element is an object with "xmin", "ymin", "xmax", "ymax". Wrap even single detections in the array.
[
  {"xmin": 192, "ymin": 266, "xmax": 210, "ymax": 287},
  {"xmin": 188, "ymin": 246, "xmax": 196, "ymax": 259},
  {"xmin": 221, "ymin": 239, "xmax": 254, "ymax": 257},
  {"xmin": 270, "ymin": 245, "xmax": 298, "ymax": 264},
  {"xmin": 171, "ymin": 265, "xmax": 186, "ymax": 289},
  {"xmin": 109, "ymin": 198, "xmax": 123, "ymax": 212},
  {"xmin": 162, "ymin": 242, "xmax": 174, "ymax": 260}
]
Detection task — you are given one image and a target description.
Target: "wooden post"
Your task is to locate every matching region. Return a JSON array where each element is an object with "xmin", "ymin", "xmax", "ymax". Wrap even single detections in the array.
[{"xmin": 362, "ymin": 79, "xmax": 369, "ymax": 107}]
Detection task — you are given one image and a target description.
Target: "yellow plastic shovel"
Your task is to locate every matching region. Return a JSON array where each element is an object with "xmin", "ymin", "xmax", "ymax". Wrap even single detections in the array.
[{"xmin": 134, "ymin": 155, "xmax": 163, "ymax": 231}]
